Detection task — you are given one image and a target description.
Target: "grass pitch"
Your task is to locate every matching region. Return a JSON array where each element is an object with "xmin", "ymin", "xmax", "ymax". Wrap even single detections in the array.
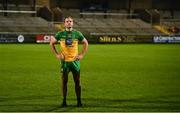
[{"xmin": 0, "ymin": 44, "xmax": 180, "ymax": 112}]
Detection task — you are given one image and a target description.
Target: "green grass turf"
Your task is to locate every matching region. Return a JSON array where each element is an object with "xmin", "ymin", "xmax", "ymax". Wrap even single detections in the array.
[{"xmin": 0, "ymin": 44, "xmax": 180, "ymax": 112}]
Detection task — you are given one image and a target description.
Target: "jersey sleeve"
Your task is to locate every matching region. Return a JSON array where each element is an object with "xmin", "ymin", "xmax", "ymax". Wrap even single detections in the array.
[
  {"xmin": 77, "ymin": 31, "xmax": 85, "ymax": 41},
  {"xmin": 55, "ymin": 32, "xmax": 61, "ymax": 41}
]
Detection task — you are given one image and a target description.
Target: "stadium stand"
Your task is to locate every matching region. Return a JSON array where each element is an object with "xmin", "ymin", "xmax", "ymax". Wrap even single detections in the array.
[
  {"xmin": 51, "ymin": 7, "xmax": 63, "ymax": 22},
  {"xmin": 153, "ymin": 25, "xmax": 171, "ymax": 35},
  {"xmin": 0, "ymin": 3, "xmax": 2, "ymax": 9},
  {"xmin": 73, "ymin": 17, "xmax": 163, "ymax": 36},
  {"xmin": 0, "ymin": 16, "xmax": 58, "ymax": 34},
  {"xmin": 159, "ymin": 19, "xmax": 180, "ymax": 35},
  {"xmin": 159, "ymin": 10, "xmax": 172, "ymax": 19},
  {"xmin": 161, "ymin": 19, "xmax": 180, "ymax": 27},
  {"xmin": 1, "ymin": 0, "xmax": 178, "ymax": 41},
  {"xmin": 174, "ymin": 11, "xmax": 180, "ymax": 19},
  {"xmin": 61, "ymin": 8, "xmax": 80, "ymax": 18}
]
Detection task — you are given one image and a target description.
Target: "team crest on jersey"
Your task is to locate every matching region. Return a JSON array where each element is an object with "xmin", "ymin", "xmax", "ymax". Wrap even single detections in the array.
[{"xmin": 65, "ymin": 38, "xmax": 73, "ymax": 45}]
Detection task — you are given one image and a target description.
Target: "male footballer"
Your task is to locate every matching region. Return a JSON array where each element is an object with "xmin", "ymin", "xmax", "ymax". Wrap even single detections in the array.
[{"xmin": 50, "ymin": 16, "xmax": 88, "ymax": 107}]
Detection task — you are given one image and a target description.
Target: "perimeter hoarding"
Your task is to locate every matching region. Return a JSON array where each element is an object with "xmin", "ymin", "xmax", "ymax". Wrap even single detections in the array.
[
  {"xmin": 1, "ymin": 33, "xmax": 179, "ymax": 44},
  {"xmin": 0, "ymin": 34, "xmax": 53, "ymax": 43},
  {"xmin": 154, "ymin": 35, "xmax": 180, "ymax": 43},
  {"xmin": 0, "ymin": 34, "xmax": 36, "ymax": 43},
  {"xmin": 89, "ymin": 34, "xmax": 153, "ymax": 43}
]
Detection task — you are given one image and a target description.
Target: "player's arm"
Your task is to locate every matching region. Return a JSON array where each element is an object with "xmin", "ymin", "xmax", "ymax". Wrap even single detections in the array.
[
  {"xmin": 50, "ymin": 36, "xmax": 64, "ymax": 60},
  {"xmin": 76, "ymin": 38, "xmax": 88, "ymax": 60}
]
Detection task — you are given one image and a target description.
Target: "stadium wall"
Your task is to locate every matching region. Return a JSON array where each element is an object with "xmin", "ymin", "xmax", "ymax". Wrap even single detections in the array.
[
  {"xmin": 0, "ymin": 34, "xmax": 52, "ymax": 43},
  {"xmin": 1, "ymin": 33, "xmax": 180, "ymax": 44}
]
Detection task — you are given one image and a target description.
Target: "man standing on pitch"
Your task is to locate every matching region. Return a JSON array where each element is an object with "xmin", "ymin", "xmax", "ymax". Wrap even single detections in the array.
[{"xmin": 50, "ymin": 16, "xmax": 88, "ymax": 107}]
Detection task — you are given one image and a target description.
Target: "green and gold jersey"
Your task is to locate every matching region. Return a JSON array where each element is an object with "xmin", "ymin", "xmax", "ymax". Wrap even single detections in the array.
[{"xmin": 55, "ymin": 29, "xmax": 85, "ymax": 62}]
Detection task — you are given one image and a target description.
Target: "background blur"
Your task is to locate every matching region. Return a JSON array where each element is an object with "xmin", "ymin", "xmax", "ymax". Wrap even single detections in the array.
[{"xmin": 0, "ymin": 0, "xmax": 180, "ymax": 43}]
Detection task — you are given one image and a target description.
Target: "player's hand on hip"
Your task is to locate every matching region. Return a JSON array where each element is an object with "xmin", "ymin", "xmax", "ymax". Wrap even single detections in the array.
[
  {"xmin": 56, "ymin": 53, "xmax": 64, "ymax": 60},
  {"xmin": 75, "ymin": 54, "xmax": 83, "ymax": 61}
]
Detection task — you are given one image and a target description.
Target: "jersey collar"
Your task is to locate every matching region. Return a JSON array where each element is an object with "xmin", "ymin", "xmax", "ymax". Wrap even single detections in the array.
[{"xmin": 65, "ymin": 27, "xmax": 73, "ymax": 32}]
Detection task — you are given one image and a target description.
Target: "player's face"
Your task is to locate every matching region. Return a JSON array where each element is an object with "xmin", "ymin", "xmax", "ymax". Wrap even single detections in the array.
[{"xmin": 64, "ymin": 18, "xmax": 73, "ymax": 28}]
